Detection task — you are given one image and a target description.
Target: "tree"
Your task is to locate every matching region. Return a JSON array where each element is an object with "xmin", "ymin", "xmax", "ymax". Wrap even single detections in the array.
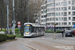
[{"xmin": 0, "ymin": 0, "xmax": 43, "ymax": 31}]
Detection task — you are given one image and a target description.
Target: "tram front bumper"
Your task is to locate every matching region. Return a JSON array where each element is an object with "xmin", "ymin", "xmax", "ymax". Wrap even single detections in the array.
[{"xmin": 24, "ymin": 33, "xmax": 36, "ymax": 37}]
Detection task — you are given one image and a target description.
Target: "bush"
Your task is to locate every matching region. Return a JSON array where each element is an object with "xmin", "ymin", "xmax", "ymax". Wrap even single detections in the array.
[
  {"xmin": 56, "ymin": 30, "xmax": 62, "ymax": 33},
  {"xmin": 7, "ymin": 34, "xmax": 15, "ymax": 40},
  {"xmin": 15, "ymin": 28, "xmax": 19, "ymax": 31},
  {"xmin": 0, "ymin": 34, "xmax": 7, "ymax": 42},
  {"xmin": 2, "ymin": 29, "xmax": 7, "ymax": 32},
  {"xmin": 15, "ymin": 28, "xmax": 19, "ymax": 33},
  {"xmin": 45, "ymin": 30, "xmax": 54, "ymax": 33}
]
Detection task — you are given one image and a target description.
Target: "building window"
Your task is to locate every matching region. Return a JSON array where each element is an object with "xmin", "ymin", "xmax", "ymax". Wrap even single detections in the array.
[
  {"xmin": 47, "ymin": 23, "xmax": 50, "ymax": 25},
  {"xmin": 47, "ymin": 18, "xmax": 49, "ymax": 21},
  {"xmin": 56, "ymin": 18, "xmax": 58, "ymax": 21},
  {"xmin": 41, "ymin": 16, "xmax": 43, "ymax": 18},
  {"xmin": 61, "ymin": 2, "xmax": 67, "ymax": 6},
  {"xmin": 47, "ymin": 0, "xmax": 50, "ymax": 2},
  {"xmin": 50, "ymin": 18, "xmax": 51, "ymax": 21},
  {"xmin": 63, "ymin": 12, "xmax": 67, "ymax": 16},
  {"xmin": 72, "ymin": 22, "xmax": 75, "ymax": 25},
  {"xmin": 51, "ymin": 23, "xmax": 54, "ymax": 25},
  {"xmin": 72, "ymin": 12, "xmax": 75, "ymax": 16},
  {"xmin": 64, "ymin": 22, "xmax": 67, "ymax": 25},
  {"xmin": 63, "ymin": 7, "xmax": 67, "ymax": 11},
  {"xmin": 72, "ymin": 17, "xmax": 75, "ymax": 21},
  {"xmin": 72, "ymin": 6, "xmax": 75, "ymax": 10},
  {"xmin": 55, "ymin": 8, "xmax": 58, "ymax": 11},
  {"xmin": 59, "ymin": 7, "xmax": 60, "ymax": 10},
  {"xmin": 52, "ymin": 13, "xmax": 54, "ymax": 16},
  {"xmin": 55, "ymin": 13, "xmax": 59, "ymax": 16},
  {"xmin": 69, "ymin": 17, "xmax": 71, "ymax": 20},
  {"xmin": 59, "ymin": 18, "xmax": 61, "ymax": 21},
  {"xmin": 47, "ymin": 13, "xmax": 51, "ymax": 16},
  {"xmin": 62, "ymin": 23, "xmax": 63, "ymax": 25},
  {"xmin": 61, "ymin": 7, "xmax": 63, "ymax": 10},
  {"xmin": 47, "ymin": 4, "xmax": 50, "ymax": 7},
  {"xmin": 51, "ymin": 18, "xmax": 54, "ymax": 21},
  {"xmin": 41, "ymin": 20, "xmax": 43, "ymax": 22},
  {"xmin": 59, "ymin": 13, "xmax": 60, "ymax": 16},
  {"xmin": 51, "ymin": 8, "xmax": 54, "ymax": 11},
  {"xmin": 59, "ymin": 23, "xmax": 60, "ymax": 25},
  {"xmin": 68, "ymin": 1, "xmax": 71, "ymax": 4},
  {"xmin": 68, "ymin": 7, "xmax": 71, "ymax": 10},
  {"xmin": 55, "ymin": 3, "xmax": 60, "ymax": 6},
  {"xmin": 47, "ymin": 9, "xmax": 50, "ymax": 12},
  {"xmin": 64, "ymin": 17, "xmax": 67, "ymax": 21},
  {"xmin": 61, "ymin": 12, "xmax": 63, "ymax": 15},
  {"xmin": 68, "ymin": 22, "xmax": 71, "ymax": 25},
  {"xmin": 72, "ymin": 0, "xmax": 75, "ymax": 5},
  {"xmin": 68, "ymin": 12, "xmax": 71, "ymax": 15}
]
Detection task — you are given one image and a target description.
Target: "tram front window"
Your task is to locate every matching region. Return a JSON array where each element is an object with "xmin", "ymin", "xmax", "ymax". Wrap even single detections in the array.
[{"xmin": 24, "ymin": 26, "xmax": 32, "ymax": 32}]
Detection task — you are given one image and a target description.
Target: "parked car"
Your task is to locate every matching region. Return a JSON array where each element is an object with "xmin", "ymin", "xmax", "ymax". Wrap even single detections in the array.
[{"xmin": 64, "ymin": 28, "xmax": 75, "ymax": 37}]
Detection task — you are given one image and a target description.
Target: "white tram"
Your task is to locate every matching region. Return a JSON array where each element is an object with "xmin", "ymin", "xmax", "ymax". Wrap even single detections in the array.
[{"xmin": 24, "ymin": 23, "xmax": 45, "ymax": 37}]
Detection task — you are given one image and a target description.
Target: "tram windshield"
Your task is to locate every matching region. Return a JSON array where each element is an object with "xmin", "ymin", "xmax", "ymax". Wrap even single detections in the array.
[{"xmin": 24, "ymin": 24, "xmax": 32, "ymax": 32}]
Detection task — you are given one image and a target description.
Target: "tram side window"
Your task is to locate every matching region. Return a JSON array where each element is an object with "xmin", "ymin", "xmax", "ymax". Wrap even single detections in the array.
[
  {"xmin": 33, "ymin": 27, "xmax": 37, "ymax": 32},
  {"xmin": 39, "ymin": 27, "xmax": 41, "ymax": 32},
  {"xmin": 41, "ymin": 27, "xmax": 44, "ymax": 31},
  {"xmin": 33, "ymin": 27, "xmax": 35, "ymax": 32}
]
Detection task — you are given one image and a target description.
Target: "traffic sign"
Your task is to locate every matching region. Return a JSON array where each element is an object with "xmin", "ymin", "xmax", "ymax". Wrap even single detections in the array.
[
  {"xmin": 18, "ymin": 25, "xmax": 21, "ymax": 28},
  {"xmin": 17, "ymin": 21, "xmax": 21, "ymax": 24}
]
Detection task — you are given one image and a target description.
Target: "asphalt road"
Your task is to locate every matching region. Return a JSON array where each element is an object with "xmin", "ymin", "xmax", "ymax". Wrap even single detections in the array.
[{"xmin": 0, "ymin": 33, "xmax": 75, "ymax": 50}]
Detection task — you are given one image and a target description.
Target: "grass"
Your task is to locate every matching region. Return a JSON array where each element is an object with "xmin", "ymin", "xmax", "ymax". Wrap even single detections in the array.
[{"xmin": 16, "ymin": 33, "xmax": 24, "ymax": 38}]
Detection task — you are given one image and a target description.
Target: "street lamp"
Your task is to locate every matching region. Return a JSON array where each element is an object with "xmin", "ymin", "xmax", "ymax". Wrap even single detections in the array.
[{"xmin": 4, "ymin": 0, "xmax": 9, "ymax": 34}]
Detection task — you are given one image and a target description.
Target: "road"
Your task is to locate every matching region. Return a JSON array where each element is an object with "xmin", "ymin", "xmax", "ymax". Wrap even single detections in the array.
[{"xmin": 0, "ymin": 33, "xmax": 75, "ymax": 50}]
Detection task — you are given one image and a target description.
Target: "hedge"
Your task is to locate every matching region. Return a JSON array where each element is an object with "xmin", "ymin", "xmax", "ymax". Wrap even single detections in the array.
[
  {"xmin": 0, "ymin": 34, "xmax": 7, "ymax": 42},
  {"xmin": 45, "ymin": 30, "xmax": 62, "ymax": 33},
  {"xmin": 0, "ymin": 34, "xmax": 16, "ymax": 42},
  {"xmin": 15, "ymin": 28, "xmax": 19, "ymax": 33},
  {"xmin": 7, "ymin": 34, "xmax": 15, "ymax": 40},
  {"xmin": 56, "ymin": 30, "xmax": 62, "ymax": 33},
  {"xmin": 45, "ymin": 30, "xmax": 54, "ymax": 33}
]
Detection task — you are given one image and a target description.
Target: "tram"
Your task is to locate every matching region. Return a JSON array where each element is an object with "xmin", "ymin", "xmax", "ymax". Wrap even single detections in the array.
[{"xmin": 24, "ymin": 23, "xmax": 45, "ymax": 37}]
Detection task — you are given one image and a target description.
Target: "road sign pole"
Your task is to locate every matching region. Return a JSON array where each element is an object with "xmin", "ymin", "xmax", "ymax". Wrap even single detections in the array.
[{"xmin": 19, "ymin": 29, "xmax": 20, "ymax": 36}]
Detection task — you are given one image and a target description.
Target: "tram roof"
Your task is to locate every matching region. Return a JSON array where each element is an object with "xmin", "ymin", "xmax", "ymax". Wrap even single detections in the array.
[{"xmin": 24, "ymin": 22, "xmax": 44, "ymax": 27}]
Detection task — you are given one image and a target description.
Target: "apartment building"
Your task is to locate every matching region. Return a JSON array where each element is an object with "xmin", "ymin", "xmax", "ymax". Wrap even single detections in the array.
[{"xmin": 40, "ymin": 0, "xmax": 75, "ymax": 30}]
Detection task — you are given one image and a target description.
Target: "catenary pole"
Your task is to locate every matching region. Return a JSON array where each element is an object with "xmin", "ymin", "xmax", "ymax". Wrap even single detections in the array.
[
  {"xmin": 7, "ymin": 5, "xmax": 9, "ymax": 34},
  {"xmin": 27, "ymin": 0, "xmax": 29, "ymax": 22}
]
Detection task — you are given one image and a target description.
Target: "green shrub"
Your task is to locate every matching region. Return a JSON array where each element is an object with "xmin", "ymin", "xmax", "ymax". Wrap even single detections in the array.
[
  {"xmin": 56, "ymin": 30, "xmax": 62, "ymax": 33},
  {"xmin": 7, "ymin": 34, "xmax": 15, "ymax": 40},
  {"xmin": 2, "ymin": 29, "xmax": 7, "ymax": 32},
  {"xmin": 0, "ymin": 34, "xmax": 7, "ymax": 42},
  {"xmin": 15, "ymin": 28, "xmax": 19, "ymax": 31},
  {"xmin": 15, "ymin": 28, "xmax": 19, "ymax": 33},
  {"xmin": 45, "ymin": 30, "xmax": 54, "ymax": 33}
]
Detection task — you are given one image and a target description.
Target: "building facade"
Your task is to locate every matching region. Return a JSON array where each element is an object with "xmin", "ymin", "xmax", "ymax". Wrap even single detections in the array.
[{"xmin": 40, "ymin": 0, "xmax": 75, "ymax": 30}]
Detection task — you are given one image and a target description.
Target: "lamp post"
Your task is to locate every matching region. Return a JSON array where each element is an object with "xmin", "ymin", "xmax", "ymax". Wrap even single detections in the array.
[{"xmin": 4, "ymin": 0, "xmax": 9, "ymax": 34}]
